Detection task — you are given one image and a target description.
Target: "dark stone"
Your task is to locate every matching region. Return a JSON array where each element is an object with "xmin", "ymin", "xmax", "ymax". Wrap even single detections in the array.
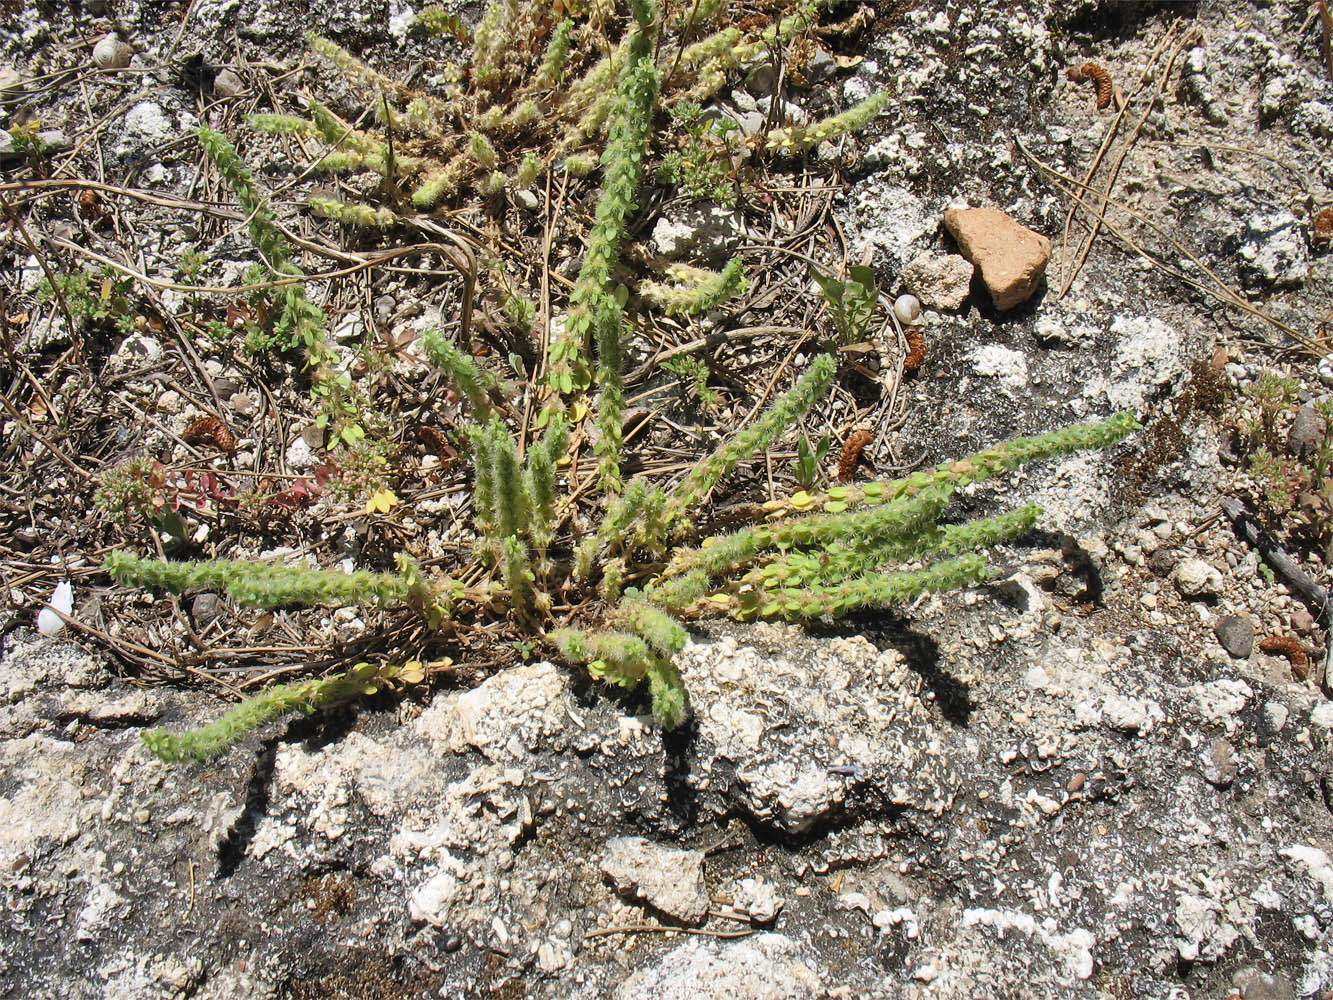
[
  {"xmin": 191, "ymin": 592, "xmax": 223, "ymax": 626},
  {"xmin": 745, "ymin": 63, "xmax": 776, "ymax": 96},
  {"xmin": 1288, "ymin": 405, "xmax": 1325, "ymax": 462},
  {"xmin": 1147, "ymin": 548, "xmax": 1179, "ymax": 577},
  {"xmin": 1214, "ymin": 615, "xmax": 1255, "ymax": 659}
]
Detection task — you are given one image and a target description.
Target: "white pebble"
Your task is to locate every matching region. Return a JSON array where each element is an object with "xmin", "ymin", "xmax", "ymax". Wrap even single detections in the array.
[
  {"xmin": 894, "ymin": 294, "xmax": 922, "ymax": 325},
  {"xmin": 36, "ymin": 580, "xmax": 73, "ymax": 636}
]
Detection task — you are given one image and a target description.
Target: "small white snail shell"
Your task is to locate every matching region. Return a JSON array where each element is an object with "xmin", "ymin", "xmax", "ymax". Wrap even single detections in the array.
[
  {"xmin": 92, "ymin": 33, "xmax": 133, "ymax": 70},
  {"xmin": 893, "ymin": 293, "xmax": 922, "ymax": 325}
]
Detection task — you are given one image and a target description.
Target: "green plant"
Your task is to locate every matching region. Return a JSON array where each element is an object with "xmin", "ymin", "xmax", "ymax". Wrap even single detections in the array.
[
  {"xmin": 310, "ymin": 368, "xmax": 376, "ymax": 450},
  {"xmin": 417, "ymin": 5, "xmax": 467, "ymax": 42},
  {"xmin": 639, "ymin": 257, "xmax": 749, "ymax": 317},
  {"xmin": 1233, "ymin": 370, "xmax": 1333, "ymax": 551},
  {"xmin": 196, "ymin": 129, "xmax": 382, "ymax": 452},
  {"xmin": 109, "ymin": 358, "xmax": 1139, "ymax": 757},
  {"xmin": 94, "ymin": 458, "xmax": 216, "ymax": 544},
  {"xmin": 763, "ymin": 90, "xmax": 891, "ymax": 153},
  {"xmin": 656, "ymin": 101, "xmax": 743, "ymax": 206},
  {"xmin": 139, "ymin": 659, "xmax": 429, "ymax": 762},
  {"xmin": 256, "ymin": 0, "xmax": 832, "ymax": 212},
  {"xmin": 810, "ymin": 264, "xmax": 877, "ymax": 345},
  {"xmin": 7, "ymin": 119, "xmax": 49, "ymax": 172},
  {"xmin": 1243, "ymin": 370, "xmax": 1300, "ymax": 451},
  {"xmin": 176, "ymin": 247, "xmax": 211, "ymax": 320},
  {"xmin": 793, "ymin": 433, "xmax": 831, "ymax": 490},
  {"xmin": 320, "ymin": 436, "xmax": 394, "ymax": 501},
  {"xmin": 662, "ymin": 355, "xmax": 720, "ymax": 412},
  {"xmin": 98, "ymin": 0, "xmax": 1139, "ymax": 763},
  {"xmin": 38, "ymin": 268, "xmax": 139, "ymax": 336}
]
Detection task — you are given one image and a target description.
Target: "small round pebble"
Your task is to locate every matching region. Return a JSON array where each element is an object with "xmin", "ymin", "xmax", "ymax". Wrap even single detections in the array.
[
  {"xmin": 1214, "ymin": 615, "xmax": 1255, "ymax": 659},
  {"xmin": 1262, "ymin": 701, "xmax": 1289, "ymax": 734},
  {"xmin": 212, "ymin": 68, "xmax": 244, "ymax": 98},
  {"xmin": 1147, "ymin": 548, "xmax": 1179, "ymax": 577},
  {"xmin": 1174, "ymin": 557, "xmax": 1223, "ymax": 599},
  {"xmin": 1200, "ymin": 737, "xmax": 1238, "ymax": 789}
]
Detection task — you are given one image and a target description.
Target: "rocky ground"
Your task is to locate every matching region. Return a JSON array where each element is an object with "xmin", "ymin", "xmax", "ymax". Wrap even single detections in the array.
[{"xmin": 2, "ymin": 0, "xmax": 1333, "ymax": 997}]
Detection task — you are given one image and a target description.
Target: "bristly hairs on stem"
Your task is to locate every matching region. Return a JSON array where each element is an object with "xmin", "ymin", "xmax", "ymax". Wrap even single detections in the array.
[{"xmin": 663, "ymin": 352, "xmax": 836, "ymax": 530}]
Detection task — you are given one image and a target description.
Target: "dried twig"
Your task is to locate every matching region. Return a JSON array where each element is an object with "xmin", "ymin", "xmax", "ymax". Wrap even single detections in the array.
[
  {"xmin": 1320, "ymin": 0, "xmax": 1333, "ymax": 82},
  {"xmin": 1017, "ymin": 137, "xmax": 1325, "ymax": 356},
  {"xmin": 583, "ymin": 923, "xmax": 754, "ymax": 941},
  {"xmin": 1220, "ymin": 498, "xmax": 1329, "ymax": 615},
  {"xmin": 1058, "ymin": 24, "xmax": 1199, "ymax": 298}
]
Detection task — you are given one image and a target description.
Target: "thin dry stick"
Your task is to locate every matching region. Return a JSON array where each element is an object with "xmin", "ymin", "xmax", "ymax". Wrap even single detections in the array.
[
  {"xmin": 627, "ymin": 326, "xmax": 806, "ymax": 382},
  {"xmin": 0, "ymin": 176, "xmax": 246, "ymax": 213},
  {"xmin": 583, "ymin": 923, "xmax": 754, "ymax": 940},
  {"xmin": 1178, "ymin": 141, "xmax": 1315, "ymax": 196},
  {"xmin": 1057, "ymin": 27, "xmax": 1176, "ymax": 283},
  {"xmin": 1320, "ymin": 0, "xmax": 1333, "ymax": 82},
  {"xmin": 1017, "ymin": 136, "xmax": 1323, "ymax": 355},
  {"xmin": 1, "ymin": 178, "xmax": 479, "ymax": 308},
  {"xmin": 46, "ymin": 234, "xmax": 469, "ymax": 298},
  {"xmin": 0, "ymin": 386, "xmax": 94, "ymax": 482},
  {"xmin": 0, "ymin": 190, "xmax": 77, "ymax": 340},
  {"xmin": 1060, "ymin": 25, "xmax": 1198, "ymax": 298},
  {"xmin": 51, "ymin": 86, "xmax": 174, "ymax": 181}
]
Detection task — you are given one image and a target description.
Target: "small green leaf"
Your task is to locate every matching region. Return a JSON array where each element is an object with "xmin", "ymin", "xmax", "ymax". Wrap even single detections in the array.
[
  {"xmin": 158, "ymin": 512, "xmax": 189, "ymax": 543},
  {"xmin": 848, "ymin": 265, "xmax": 877, "ymax": 290}
]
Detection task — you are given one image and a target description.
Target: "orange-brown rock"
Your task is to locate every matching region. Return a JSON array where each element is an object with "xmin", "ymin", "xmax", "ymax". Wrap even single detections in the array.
[{"xmin": 943, "ymin": 207, "xmax": 1051, "ymax": 310}]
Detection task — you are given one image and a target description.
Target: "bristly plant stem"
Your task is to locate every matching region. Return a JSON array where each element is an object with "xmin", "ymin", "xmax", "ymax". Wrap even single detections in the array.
[
  {"xmin": 104, "ymin": 550, "xmax": 440, "ymax": 609},
  {"xmin": 663, "ymin": 352, "xmax": 837, "ymax": 531},
  {"xmin": 140, "ymin": 661, "xmax": 418, "ymax": 762},
  {"xmin": 546, "ymin": 0, "xmax": 660, "ymax": 497}
]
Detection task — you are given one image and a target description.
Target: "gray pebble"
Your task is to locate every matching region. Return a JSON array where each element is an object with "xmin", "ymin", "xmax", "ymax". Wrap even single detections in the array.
[
  {"xmin": 1262, "ymin": 701, "xmax": 1289, "ymax": 734},
  {"xmin": 1237, "ymin": 211, "xmax": 1306, "ymax": 291},
  {"xmin": 191, "ymin": 593, "xmax": 224, "ymax": 626},
  {"xmin": 212, "ymin": 68, "xmax": 244, "ymax": 98},
  {"xmin": 601, "ymin": 836, "xmax": 708, "ymax": 923},
  {"xmin": 1287, "ymin": 405, "xmax": 1325, "ymax": 461},
  {"xmin": 1148, "ymin": 548, "xmax": 1179, "ymax": 577},
  {"xmin": 1214, "ymin": 615, "xmax": 1255, "ymax": 659},
  {"xmin": 1200, "ymin": 737, "xmax": 1237, "ymax": 789},
  {"xmin": 745, "ymin": 63, "xmax": 776, "ymax": 96},
  {"xmin": 1232, "ymin": 965, "xmax": 1295, "ymax": 1000}
]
